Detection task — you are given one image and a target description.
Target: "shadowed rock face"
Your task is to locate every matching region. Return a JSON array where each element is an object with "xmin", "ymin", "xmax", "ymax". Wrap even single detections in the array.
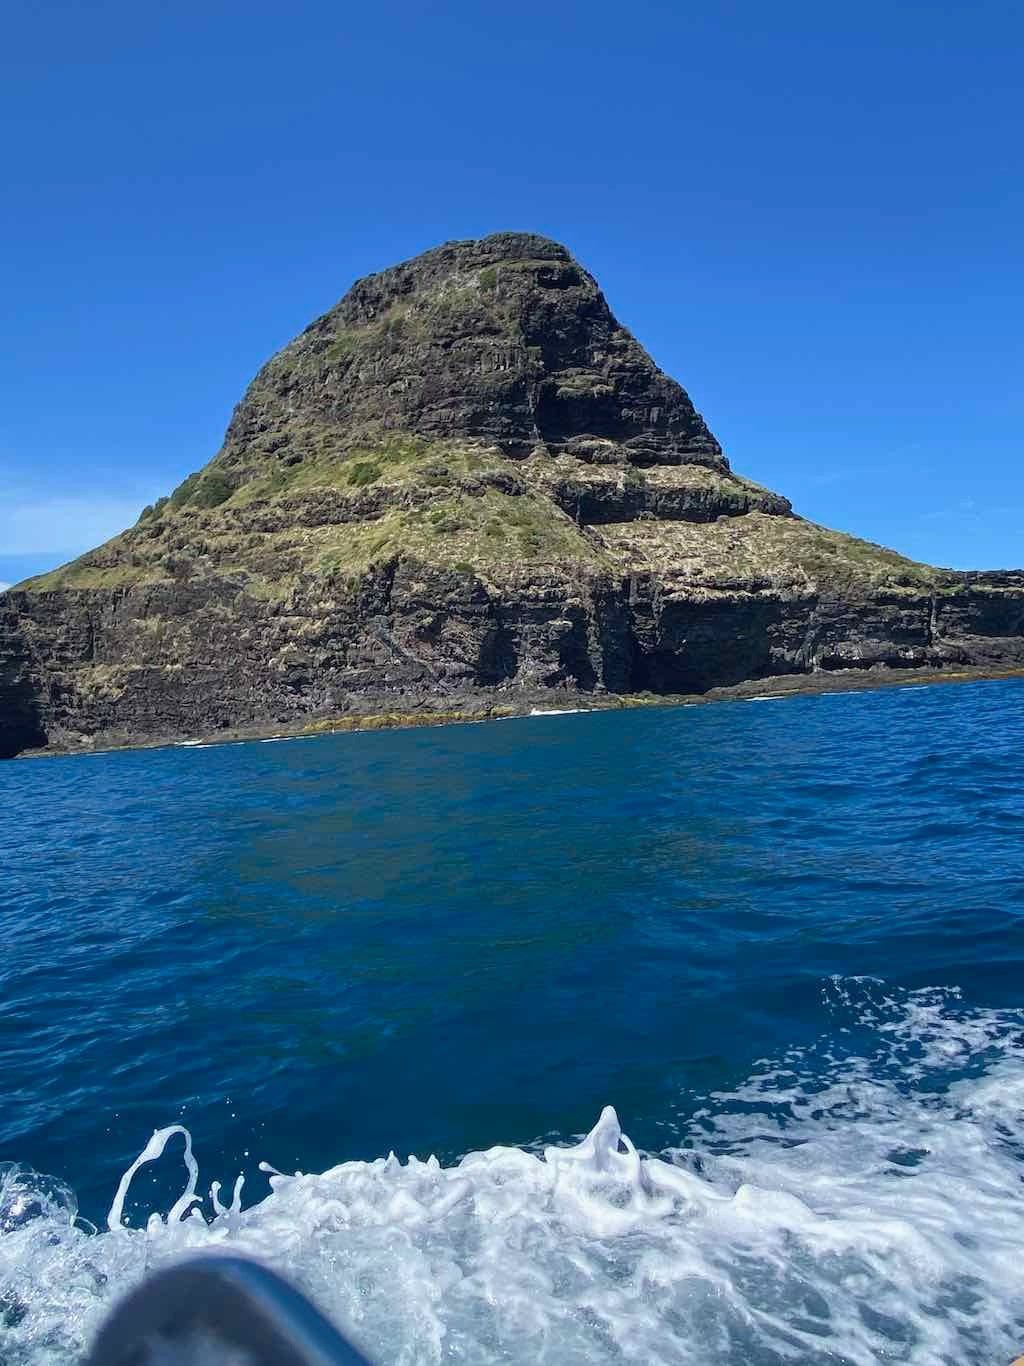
[
  {"xmin": 1, "ymin": 232, "xmax": 1022, "ymax": 756},
  {"xmin": 0, "ymin": 612, "xmax": 46, "ymax": 760}
]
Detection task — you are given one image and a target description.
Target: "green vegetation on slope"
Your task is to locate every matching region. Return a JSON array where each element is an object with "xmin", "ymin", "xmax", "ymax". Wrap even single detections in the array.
[
  {"xmin": 21, "ymin": 440, "xmax": 608, "ymax": 596},
  {"xmin": 19, "ymin": 428, "xmax": 940, "ymax": 604},
  {"xmin": 596, "ymin": 512, "xmax": 939, "ymax": 592}
]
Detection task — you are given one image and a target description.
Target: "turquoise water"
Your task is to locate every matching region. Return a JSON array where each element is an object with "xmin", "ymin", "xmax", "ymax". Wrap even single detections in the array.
[{"xmin": 1, "ymin": 680, "xmax": 1023, "ymax": 1364}]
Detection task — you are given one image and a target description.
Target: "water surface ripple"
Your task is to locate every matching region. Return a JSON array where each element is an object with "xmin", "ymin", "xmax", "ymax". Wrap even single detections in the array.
[{"xmin": 1, "ymin": 679, "xmax": 1022, "ymax": 1363}]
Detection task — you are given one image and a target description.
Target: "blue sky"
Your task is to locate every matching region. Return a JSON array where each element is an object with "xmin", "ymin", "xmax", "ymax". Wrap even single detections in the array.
[{"xmin": 2, "ymin": 0, "xmax": 1021, "ymax": 589}]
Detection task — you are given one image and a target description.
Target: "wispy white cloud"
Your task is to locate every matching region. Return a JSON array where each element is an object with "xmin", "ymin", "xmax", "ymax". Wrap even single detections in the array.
[
  {"xmin": 0, "ymin": 496, "xmax": 156, "ymax": 557},
  {"xmin": 0, "ymin": 582, "xmax": 10, "ymax": 593}
]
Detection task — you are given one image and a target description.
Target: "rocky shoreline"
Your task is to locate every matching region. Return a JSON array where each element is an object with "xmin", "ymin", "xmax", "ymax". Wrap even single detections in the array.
[{"xmin": 14, "ymin": 663, "xmax": 1024, "ymax": 760}]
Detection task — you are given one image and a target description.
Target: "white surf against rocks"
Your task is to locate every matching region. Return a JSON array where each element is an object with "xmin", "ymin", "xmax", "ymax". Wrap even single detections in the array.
[{"xmin": 2, "ymin": 979, "xmax": 1023, "ymax": 1365}]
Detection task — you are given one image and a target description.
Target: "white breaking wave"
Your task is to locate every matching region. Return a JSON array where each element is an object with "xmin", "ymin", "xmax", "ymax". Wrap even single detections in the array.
[{"xmin": 2, "ymin": 980, "xmax": 1024, "ymax": 1365}]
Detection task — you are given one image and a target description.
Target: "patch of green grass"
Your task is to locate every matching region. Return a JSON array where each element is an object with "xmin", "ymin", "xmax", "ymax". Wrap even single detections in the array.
[
  {"xmin": 217, "ymin": 435, "xmax": 438, "ymax": 508},
  {"xmin": 160, "ymin": 469, "xmax": 235, "ymax": 513},
  {"xmin": 596, "ymin": 512, "xmax": 938, "ymax": 593},
  {"xmin": 301, "ymin": 488, "xmax": 607, "ymax": 582},
  {"xmin": 498, "ymin": 257, "xmax": 564, "ymax": 274},
  {"xmin": 24, "ymin": 560, "xmax": 167, "ymax": 592},
  {"xmin": 325, "ymin": 306, "xmax": 425, "ymax": 364},
  {"xmin": 325, "ymin": 333, "xmax": 359, "ymax": 362},
  {"xmin": 169, "ymin": 472, "xmax": 201, "ymax": 510},
  {"xmin": 23, "ymin": 438, "xmax": 610, "ymax": 596},
  {"xmin": 137, "ymin": 496, "xmax": 169, "ymax": 523},
  {"xmin": 347, "ymin": 460, "xmax": 383, "ymax": 487},
  {"xmin": 190, "ymin": 471, "xmax": 234, "ymax": 509},
  {"xmin": 428, "ymin": 289, "xmax": 474, "ymax": 321}
]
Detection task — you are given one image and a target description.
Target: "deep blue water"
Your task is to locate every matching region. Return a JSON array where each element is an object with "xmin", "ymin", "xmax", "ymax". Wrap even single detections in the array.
[{"xmin": 2, "ymin": 680, "xmax": 1022, "ymax": 1223}]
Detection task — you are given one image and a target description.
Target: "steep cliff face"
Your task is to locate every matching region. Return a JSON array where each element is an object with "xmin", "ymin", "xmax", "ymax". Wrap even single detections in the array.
[{"xmin": 2, "ymin": 232, "xmax": 1022, "ymax": 756}]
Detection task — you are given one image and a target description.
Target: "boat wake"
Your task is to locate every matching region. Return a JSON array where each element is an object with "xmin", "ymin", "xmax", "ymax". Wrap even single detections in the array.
[{"xmin": 3, "ymin": 979, "xmax": 1024, "ymax": 1365}]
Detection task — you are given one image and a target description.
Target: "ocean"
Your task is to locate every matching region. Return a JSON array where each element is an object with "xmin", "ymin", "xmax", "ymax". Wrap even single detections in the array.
[{"xmin": 1, "ymin": 678, "xmax": 1023, "ymax": 1364}]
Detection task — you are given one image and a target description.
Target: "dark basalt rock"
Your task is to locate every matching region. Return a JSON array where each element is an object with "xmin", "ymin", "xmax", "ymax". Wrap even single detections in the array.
[
  {"xmin": 216, "ymin": 231, "xmax": 724, "ymax": 476},
  {"xmin": 0, "ymin": 607, "xmax": 46, "ymax": 759},
  {"xmin": 1, "ymin": 232, "xmax": 1022, "ymax": 756}
]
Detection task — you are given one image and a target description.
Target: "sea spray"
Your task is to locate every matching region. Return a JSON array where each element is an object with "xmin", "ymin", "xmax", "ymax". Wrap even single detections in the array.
[{"xmin": 2, "ymin": 981, "xmax": 1024, "ymax": 1365}]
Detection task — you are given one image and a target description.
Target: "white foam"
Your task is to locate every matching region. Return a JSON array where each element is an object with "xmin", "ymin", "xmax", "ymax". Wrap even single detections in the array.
[{"xmin": 3, "ymin": 981, "xmax": 1024, "ymax": 1365}]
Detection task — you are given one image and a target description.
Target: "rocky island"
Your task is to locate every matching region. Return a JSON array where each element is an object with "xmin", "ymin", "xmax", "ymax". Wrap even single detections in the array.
[{"xmin": 2, "ymin": 232, "xmax": 1022, "ymax": 758}]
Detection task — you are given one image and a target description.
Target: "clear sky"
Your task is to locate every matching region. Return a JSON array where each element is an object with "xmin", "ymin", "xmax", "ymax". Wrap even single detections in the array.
[{"xmin": 2, "ymin": 0, "xmax": 1021, "ymax": 589}]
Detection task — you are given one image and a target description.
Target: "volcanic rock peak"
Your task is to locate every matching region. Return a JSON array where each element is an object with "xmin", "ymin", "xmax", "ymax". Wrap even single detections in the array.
[
  {"xmin": 214, "ymin": 231, "xmax": 725, "ymax": 493},
  {"xmin": 1, "ymin": 231, "xmax": 1021, "ymax": 759}
]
